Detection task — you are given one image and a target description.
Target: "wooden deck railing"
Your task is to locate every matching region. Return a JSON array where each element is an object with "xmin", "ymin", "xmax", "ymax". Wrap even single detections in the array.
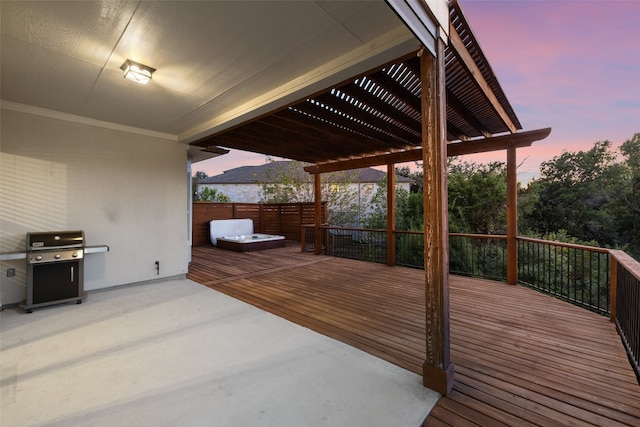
[
  {"xmin": 301, "ymin": 224, "xmax": 640, "ymax": 381},
  {"xmin": 610, "ymin": 250, "xmax": 640, "ymax": 381}
]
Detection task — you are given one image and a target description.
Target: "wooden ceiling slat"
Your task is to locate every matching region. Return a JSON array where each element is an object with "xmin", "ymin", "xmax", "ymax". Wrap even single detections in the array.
[
  {"xmin": 446, "ymin": 89, "xmax": 492, "ymax": 137},
  {"xmin": 402, "ymin": 56, "xmax": 421, "ymax": 77},
  {"xmin": 204, "ymin": 133, "xmax": 318, "ymax": 161},
  {"xmin": 256, "ymin": 116, "xmax": 330, "ymax": 145},
  {"xmin": 209, "ymin": 121, "xmax": 355, "ymax": 162},
  {"xmin": 341, "ymin": 82, "xmax": 422, "ymax": 133},
  {"xmin": 291, "ymin": 100, "xmax": 410, "ymax": 150},
  {"xmin": 368, "ymin": 70, "xmax": 422, "ymax": 113},
  {"xmin": 445, "ymin": 119, "xmax": 468, "ymax": 142},
  {"xmin": 274, "ymin": 109, "xmax": 388, "ymax": 154},
  {"xmin": 314, "ymin": 92, "xmax": 421, "ymax": 144}
]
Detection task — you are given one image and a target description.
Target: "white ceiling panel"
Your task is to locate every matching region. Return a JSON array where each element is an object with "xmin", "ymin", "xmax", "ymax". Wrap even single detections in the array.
[
  {"xmin": 0, "ymin": 0, "xmax": 414, "ymax": 142},
  {"xmin": 0, "ymin": 35, "xmax": 103, "ymax": 113},
  {"xmin": 82, "ymin": 65, "xmax": 205, "ymax": 132},
  {"xmin": 0, "ymin": 0, "xmax": 137, "ymax": 66},
  {"xmin": 107, "ymin": 1, "xmax": 343, "ymax": 100},
  {"xmin": 316, "ymin": 0, "xmax": 402, "ymax": 41}
]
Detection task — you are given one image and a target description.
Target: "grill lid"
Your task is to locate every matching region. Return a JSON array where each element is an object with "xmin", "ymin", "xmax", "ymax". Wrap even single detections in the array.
[{"xmin": 27, "ymin": 230, "xmax": 84, "ymax": 250}]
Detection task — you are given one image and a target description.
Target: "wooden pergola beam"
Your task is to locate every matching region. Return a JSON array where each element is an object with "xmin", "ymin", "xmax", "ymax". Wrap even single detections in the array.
[
  {"xmin": 447, "ymin": 127, "xmax": 551, "ymax": 156},
  {"xmin": 303, "ymin": 127, "xmax": 551, "ymax": 174}
]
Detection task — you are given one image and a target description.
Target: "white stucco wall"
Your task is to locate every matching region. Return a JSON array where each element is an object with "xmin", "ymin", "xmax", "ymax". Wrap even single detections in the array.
[
  {"xmin": 200, "ymin": 182, "xmax": 411, "ymax": 214},
  {"xmin": 200, "ymin": 184, "xmax": 262, "ymax": 203},
  {"xmin": 0, "ymin": 108, "xmax": 189, "ymax": 305}
]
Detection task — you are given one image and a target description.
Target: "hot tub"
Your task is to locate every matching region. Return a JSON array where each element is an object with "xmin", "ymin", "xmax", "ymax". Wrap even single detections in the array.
[{"xmin": 216, "ymin": 234, "xmax": 285, "ymax": 252}]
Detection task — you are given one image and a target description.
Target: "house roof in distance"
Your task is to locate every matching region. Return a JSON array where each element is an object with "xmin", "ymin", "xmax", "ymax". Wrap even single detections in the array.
[{"xmin": 200, "ymin": 161, "xmax": 413, "ymax": 185}]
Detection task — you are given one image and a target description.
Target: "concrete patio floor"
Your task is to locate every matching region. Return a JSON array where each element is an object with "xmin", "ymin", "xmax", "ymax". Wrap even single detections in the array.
[{"xmin": 1, "ymin": 278, "xmax": 439, "ymax": 426}]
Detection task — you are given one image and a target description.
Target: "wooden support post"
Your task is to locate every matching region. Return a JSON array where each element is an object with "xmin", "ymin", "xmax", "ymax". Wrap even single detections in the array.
[
  {"xmin": 507, "ymin": 146, "xmax": 518, "ymax": 285},
  {"xmin": 421, "ymin": 40, "xmax": 454, "ymax": 396},
  {"xmin": 314, "ymin": 173, "xmax": 322, "ymax": 255},
  {"xmin": 610, "ymin": 255, "xmax": 618, "ymax": 322},
  {"xmin": 387, "ymin": 163, "xmax": 396, "ymax": 266}
]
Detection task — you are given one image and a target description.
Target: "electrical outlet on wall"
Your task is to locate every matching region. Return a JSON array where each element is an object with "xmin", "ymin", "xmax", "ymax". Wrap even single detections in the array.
[{"xmin": 7, "ymin": 268, "xmax": 16, "ymax": 277}]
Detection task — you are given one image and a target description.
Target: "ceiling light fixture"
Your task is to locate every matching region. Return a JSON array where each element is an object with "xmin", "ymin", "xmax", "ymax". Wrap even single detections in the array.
[{"xmin": 120, "ymin": 59, "xmax": 156, "ymax": 85}]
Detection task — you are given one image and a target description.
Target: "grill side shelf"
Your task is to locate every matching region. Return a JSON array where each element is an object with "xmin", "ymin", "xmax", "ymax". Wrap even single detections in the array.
[
  {"xmin": 85, "ymin": 245, "xmax": 109, "ymax": 254},
  {"xmin": 0, "ymin": 252, "xmax": 27, "ymax": 261}
]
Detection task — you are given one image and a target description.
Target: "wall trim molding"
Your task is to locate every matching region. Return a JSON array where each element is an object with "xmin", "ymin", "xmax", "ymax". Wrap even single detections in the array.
[{"xmin": 1, "ymin": 100, "xmax": 178, "ymax": 141}]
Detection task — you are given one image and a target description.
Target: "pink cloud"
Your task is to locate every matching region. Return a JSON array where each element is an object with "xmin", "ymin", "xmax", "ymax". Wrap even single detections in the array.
[{"xmin": 462, "ymin": 0, "xmax": 639, "ymax": 176}]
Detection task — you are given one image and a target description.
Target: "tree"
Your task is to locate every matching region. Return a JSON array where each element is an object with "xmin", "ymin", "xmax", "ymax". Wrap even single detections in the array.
[
  {"xmin": 199, "ymin": 187, "xmax": 231, "ymax": 202},
  {"xmin": 521, "ymin": 141, "xmax": 624, "ymax": 247},
  {"xmin": 610, "ymin": 133, "xmax": 640, "ymax": 257},
  {"xmin": 447, "ymin": 160, "xmax": 508, "ymax": 234},
  {"xmin": 396, "ymin": 164, "xmax": 424, "ymax": 194},
  {"xmin": 363, "ymin": 175, "xmax": 413, "ymax": 230},
  {"xmin": 192, "ymin": 171, "xmax": 208, "ymax": 201}
]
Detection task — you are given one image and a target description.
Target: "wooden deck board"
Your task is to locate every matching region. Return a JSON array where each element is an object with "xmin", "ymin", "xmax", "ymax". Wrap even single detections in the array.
[{"xmin": 187, "ymin": 245, "xmax": 640, "ymax": 426}]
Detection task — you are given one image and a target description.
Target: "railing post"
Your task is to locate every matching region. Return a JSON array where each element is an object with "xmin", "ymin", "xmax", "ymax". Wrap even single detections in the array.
[
  {"xmin": 506, "ymin": 146, "xmax": 517, "ymax": 285},
  {"xmin": 300, "ymin": 225, "xmax": 306, "ymax": 252},
  {"xmin": 387, "ymin": 163, "xmax": 396, "ymax": 266},
  {"xmin": 610, "ymin": 254, "xmax": 617, "ymax": 322},
  {"xmin": 298, "ymin": 203, "xmax": 303, "ymax": 242},
  {"xmin": 314, "ymin": 173, "xmax": 322, "ymax": 255}
]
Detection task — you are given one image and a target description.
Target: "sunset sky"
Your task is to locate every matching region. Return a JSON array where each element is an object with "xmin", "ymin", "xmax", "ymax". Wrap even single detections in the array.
[{"xmin": 194, "ymin": 0, "xmax": 640, "ymax": 183}]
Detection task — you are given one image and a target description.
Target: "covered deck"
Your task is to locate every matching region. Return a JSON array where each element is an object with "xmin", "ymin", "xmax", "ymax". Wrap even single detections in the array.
[{"xmin": 188, "ymin": 245, "xmax": 640, "ymax": 426}]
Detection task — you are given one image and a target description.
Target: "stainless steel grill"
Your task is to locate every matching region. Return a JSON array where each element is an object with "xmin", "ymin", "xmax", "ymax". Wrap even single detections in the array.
[{"xmin": 23, "ymin": 230, "xmax": 86, "ymax": 312}]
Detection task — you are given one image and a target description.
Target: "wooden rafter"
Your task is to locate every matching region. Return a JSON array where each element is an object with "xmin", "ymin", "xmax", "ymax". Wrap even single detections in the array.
[{"xmin": 446, "ymin": 89, "xmax": 492, "ymax": 137}]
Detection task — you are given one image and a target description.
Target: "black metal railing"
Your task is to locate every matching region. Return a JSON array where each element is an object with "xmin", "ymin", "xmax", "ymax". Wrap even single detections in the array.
[
  {"xmin": 449, "ymin": 233, "xmax": 507, "ymax": 281},
  {"xmin": 611, "ymin": 250, "xmax": 640, "ymax": 381},
  {"xmin": 517, "ymin": 237, "xmax": 610, "ymax": 315},
  {"xmin": 394, "ymin": 230, "xmax": 423, "ymax": 269},
  {"xmin": 302, "ymin": 225, "xmax": 387, "ymax": 264},
  {"xmin": 325, "ymin": 227, "xmax": 387, "ymax": 264}
]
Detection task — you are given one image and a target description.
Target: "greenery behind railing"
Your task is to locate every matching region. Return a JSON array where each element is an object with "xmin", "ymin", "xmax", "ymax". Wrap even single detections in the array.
[
  {"xmin": 394, "ymin": 231, "xmax": 423, "ymax": 268},
  {"xmin": 517, "ymin": 237, "xmax": 610, "ymax": 315},
  {"xmin": 449, "ymin": 234, "xmax": 507, "ymax": 281}
]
